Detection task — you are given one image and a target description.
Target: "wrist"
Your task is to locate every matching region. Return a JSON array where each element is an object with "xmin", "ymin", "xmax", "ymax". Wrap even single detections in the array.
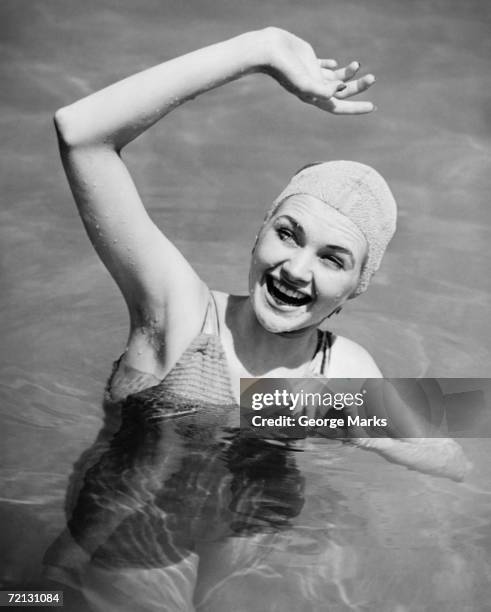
[{"xmin": 233, "ymin": 28, "xmax": 284, "ymax": 74}]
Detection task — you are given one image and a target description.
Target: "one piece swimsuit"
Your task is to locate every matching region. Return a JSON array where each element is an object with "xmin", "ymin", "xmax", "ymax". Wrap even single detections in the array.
[{"xmin": 43, "ymin": 291, "xmax": 333, "ymax": 578}]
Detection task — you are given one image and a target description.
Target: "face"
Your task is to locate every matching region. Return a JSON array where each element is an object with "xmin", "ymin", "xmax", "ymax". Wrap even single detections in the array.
[{"xmin": 249, "ymin": 194, "xmax": 368, "ymax": 333}]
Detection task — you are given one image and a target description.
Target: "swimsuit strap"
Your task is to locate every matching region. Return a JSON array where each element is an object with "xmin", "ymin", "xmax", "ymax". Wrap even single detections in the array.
[
  {"xmin": 309, "ymin": 330, "xmax": 333, "ymax": 377},
  {"xmin": 201, "ymin": 291, "xmax": 332, "ymax": 377},
  {"xmin": 321, "ymin": 330, "xmax": 333, "ymax": 377},
  {"xmin": 200, "ymin": 290, "xmax": 221, "ymax": 336}
]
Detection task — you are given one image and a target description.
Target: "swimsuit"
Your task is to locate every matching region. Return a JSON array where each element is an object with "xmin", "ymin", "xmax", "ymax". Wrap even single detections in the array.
[
  {"xmin": 106, "ymin": 290, "xmax": 332, "ymax": 408},
  {"xmin": 44, "ymin": 291, "xmax": 333, "ymax": 577}
]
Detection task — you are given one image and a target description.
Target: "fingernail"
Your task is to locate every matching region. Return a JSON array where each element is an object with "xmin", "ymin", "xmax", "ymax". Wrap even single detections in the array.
[
  {"xmin": 354, "ymin": 61, "xmax": 360, "ymax": 69},
  {"xmin": 337, "ymin": 83, "xmax": 347, "ymax": 92}
]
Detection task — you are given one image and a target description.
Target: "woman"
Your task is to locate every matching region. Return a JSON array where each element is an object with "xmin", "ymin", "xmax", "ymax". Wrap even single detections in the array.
[
  {"xmin": 54, "ymin": 27, "xmax": 383, "ymax": 391},
  {"xmin": 48, "ymin": 26, "xmax": 471, "ymax": 612},
  {"xmin": 54, "ymin": 26, "xmax": 469, "ymax": 472}
]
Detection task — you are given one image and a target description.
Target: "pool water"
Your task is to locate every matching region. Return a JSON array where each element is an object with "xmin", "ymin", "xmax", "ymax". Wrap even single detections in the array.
[
  {"xmin": 1, "ymin": 0, "xmax": 491, "ymax": 610},
  {"xmin": 2, "ymin": 372, "xmax": 491, "ymax": 611}
]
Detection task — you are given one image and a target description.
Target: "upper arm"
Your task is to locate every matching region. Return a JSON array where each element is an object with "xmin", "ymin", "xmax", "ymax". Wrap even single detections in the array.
[
  {"xmin": 56, "ymin": 123, "xmax": 208, "ymax": 365},
  {"xmin": 328, "ymin": 335, "xmax": 383, "ymax": 378}
]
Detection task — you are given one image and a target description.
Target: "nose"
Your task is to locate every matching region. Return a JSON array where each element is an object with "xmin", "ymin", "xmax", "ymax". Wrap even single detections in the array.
[{"xmin": 282, "ymin": 250, "xmax": 314, "ymax": 286}]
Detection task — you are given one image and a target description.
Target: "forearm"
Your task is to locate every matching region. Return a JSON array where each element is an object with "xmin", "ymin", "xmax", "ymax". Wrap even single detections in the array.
[
  {"xmin": 54, "ymin": 30, "xmax": 268, "ymax": 150},
  {"xmin": 350, "ymin": 437, "xmax": 472, "ymax": 482}
]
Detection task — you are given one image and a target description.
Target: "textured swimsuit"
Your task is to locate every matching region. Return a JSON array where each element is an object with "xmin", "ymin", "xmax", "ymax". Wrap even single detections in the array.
[
  {"xmin": 106, "ymin": 291, "xmax": 332, "ymax": 411},
  {"xmin": 44, "ymin": 292, "xmax": 333, "ymax": 576}
]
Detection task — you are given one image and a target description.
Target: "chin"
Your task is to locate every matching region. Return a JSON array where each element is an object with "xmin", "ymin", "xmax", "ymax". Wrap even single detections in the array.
[
  {"xmin": 251, "ymin": 287, "xmax": 314, "ymax": 335},
  {"xmin": 254, "ymin": 311, "xmax": 294, "ymax": 334}
]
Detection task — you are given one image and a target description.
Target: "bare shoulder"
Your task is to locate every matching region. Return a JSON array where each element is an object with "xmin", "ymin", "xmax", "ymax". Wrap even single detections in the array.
[
  {"xmin": 211, "ymin": 290, "xmax": 247, "ymax": 323},
  {"xmin": 328, "ymin": 334, "xmax": 383, "ymax": 378}
]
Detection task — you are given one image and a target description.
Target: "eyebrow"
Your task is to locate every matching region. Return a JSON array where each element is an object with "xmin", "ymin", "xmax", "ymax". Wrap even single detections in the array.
[
  {"xmin": 323, "ymin": 245, "xmax": 355, "ymax": 266},
  {"xmin": 276, "ymin": 215, "xmax": 355, "ymax": 266},
  {"xmin": 278, "ymin": 215, "xmax": 302, "ymax": 232}
]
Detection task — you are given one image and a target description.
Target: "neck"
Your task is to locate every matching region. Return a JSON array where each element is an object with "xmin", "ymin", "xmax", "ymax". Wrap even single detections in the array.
[{"xmin": 225, "ymin": 295, "xmax": 319, "ymax": 376}]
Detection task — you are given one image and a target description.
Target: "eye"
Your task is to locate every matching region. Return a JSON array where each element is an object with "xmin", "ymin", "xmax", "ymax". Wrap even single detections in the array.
[
  {"xmin": 320, "ymin": 254, "xmax": 345, "ymax": 269},
  {"xmin": 277, "ymin": 227, "xmax": 297, "ymax": 244}
]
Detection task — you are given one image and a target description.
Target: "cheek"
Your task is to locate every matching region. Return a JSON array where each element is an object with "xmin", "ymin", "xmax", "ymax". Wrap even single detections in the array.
[
  {"xmin": 314, "ymin": 269, "xmax": 360, "ymax": 304},
  {"xmin": 251, "ymin": 233, "xmax": 280, "ymax": 272},
  {"xmin": 248, "ymin": 248, "xmax": 267, "ymax": 293}
]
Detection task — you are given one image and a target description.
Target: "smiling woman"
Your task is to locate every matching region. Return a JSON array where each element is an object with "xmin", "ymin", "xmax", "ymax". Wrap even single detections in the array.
[
  {"xmin": 250, "ymin": 195, "xmax": 369, "ymax": 333},
  {"xmin": 52, "ymin": 28, "xmax": 385, "ymax": 391},
  {"xmin": 45, "ymin": 25, "xmax": 471, "ymax": 612}
]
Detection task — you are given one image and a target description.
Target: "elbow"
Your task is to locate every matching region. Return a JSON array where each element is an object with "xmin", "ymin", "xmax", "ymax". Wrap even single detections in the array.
[
  {"xmin": 53, "ymin": 106, "xmax": 79, "ymax": 148},
  {"xmin": 53, "ymin": 105, "xmax": 101, "ymax": 149}
]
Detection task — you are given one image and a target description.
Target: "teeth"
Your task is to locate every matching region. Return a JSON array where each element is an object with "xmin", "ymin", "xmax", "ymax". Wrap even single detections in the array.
[{"xmin": 272, "ymin": 278, "xmax": 309, "ymax": 300}]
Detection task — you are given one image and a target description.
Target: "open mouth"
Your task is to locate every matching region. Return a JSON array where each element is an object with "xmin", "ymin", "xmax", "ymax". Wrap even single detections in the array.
[{"xmin": 265, "ymin": 275, "xmax": 313, "ymax": 307}]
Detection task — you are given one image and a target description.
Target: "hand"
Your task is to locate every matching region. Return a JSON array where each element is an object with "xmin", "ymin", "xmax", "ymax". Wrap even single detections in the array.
[
  {"xmin": 347, "ymin": 436, "xmax": 473, "ymax": 482},
  {"xmin": 260, "ymin": 27, "xmax": 376, "ymax": 115}
]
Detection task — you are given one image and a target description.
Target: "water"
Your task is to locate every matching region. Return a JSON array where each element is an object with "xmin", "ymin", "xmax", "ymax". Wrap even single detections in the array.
[{"xmin": 1, "ymin": 0, "xmax": 491, "ymax": 610}]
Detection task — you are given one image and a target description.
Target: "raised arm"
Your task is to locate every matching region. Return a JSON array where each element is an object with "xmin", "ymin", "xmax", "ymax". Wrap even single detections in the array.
[{"xmin": 54, "ymin": 28, "xmax": 376, "ymax": 374}]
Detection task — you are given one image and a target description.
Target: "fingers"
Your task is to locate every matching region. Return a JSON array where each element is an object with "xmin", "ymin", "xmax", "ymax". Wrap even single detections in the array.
[
  {"xmin": 334, "ymin": 74, "xmax": 375, "ymax": 99},
  {"xmin": 331, "ymin": 60, "xmax": 361, "ymax": 81},
  {"xmin": 297, "ymin": 57, "xmax": 377, "ymax": 114},
  {"xmin": 318, "ymin": 58, "xmax": 338, "ymax": 69},
  {"xmin": 328, "ymin": 99, "xmax": 376, "ymax": 115},
  {"xmin": 305, "ymin": 77, "xmax": 347, "ymax": 102},
  {"xmin": 319, "ymin": 60, "xmax": 373, "ymax": 84},
  {"xmin": 307, "ymin": 89, "xmax": 375, "ymax": 114}
]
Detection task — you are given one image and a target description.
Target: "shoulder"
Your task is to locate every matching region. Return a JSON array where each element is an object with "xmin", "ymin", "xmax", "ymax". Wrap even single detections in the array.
[
  {"xmin": 210, "ymin": 289, "xmax": 230, "ymax": 311},
  {"xmin": 328, "ymin": 334, "xmax": 383, "ymax": 378},
  {"xmin": 210, "ymin": 290, "xmax": 247, "ymax": 327}
]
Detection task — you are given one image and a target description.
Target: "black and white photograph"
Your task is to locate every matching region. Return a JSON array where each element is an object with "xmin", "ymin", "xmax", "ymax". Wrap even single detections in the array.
[{"xmin": 1, "ymin": 1, "xmax": 490, "ymax": 610}]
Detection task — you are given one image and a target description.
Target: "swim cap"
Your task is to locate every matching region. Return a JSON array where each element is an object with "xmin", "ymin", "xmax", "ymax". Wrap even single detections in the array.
[{"xmin": 268, "ymin": 160, "xmax": 397, "ymax": 295}]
